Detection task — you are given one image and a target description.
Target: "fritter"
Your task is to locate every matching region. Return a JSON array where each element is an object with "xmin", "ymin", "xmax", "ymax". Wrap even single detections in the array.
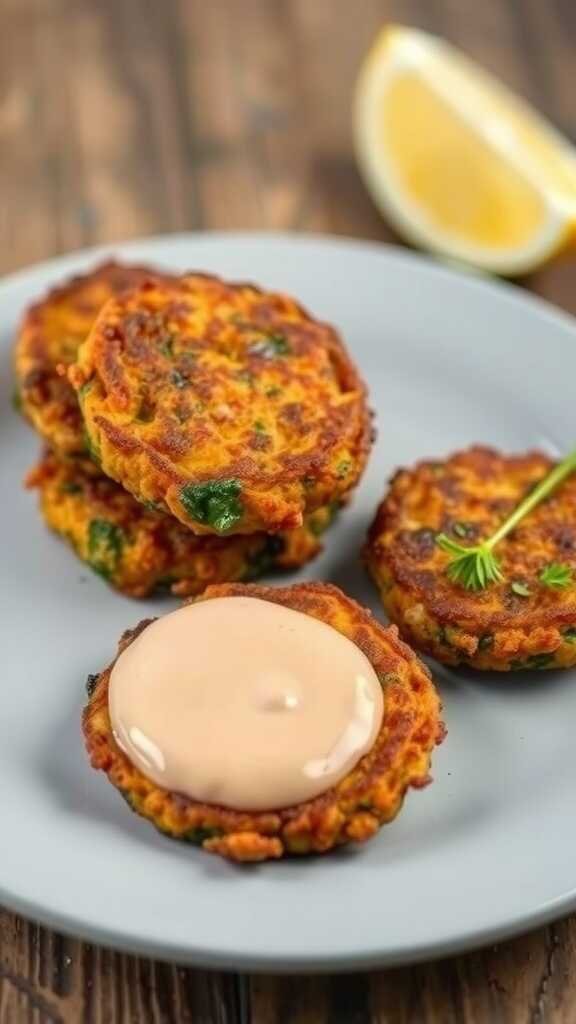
[
  {"xmin": 14, "ymin": 261, "xmax": 177, "ymax": 456},
  {"xmin": 69, "ymin": 273, "xmax": 372, "ymax": 536},
  {"xmin": 83, "ymin": 582, "xmax": 444, "ymax": 862},
  {"xmin": 28, "ymin": 451, "xmax": 334, "ymax": 599},
  {"xmin": 366, "ymin": 445, "xmax": 576, "ymax": 671}
]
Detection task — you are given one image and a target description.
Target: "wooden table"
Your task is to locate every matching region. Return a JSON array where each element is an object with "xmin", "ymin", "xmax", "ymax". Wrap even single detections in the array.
[{"xmin": 2, "ymin": 1, "xmax": 576, "ymax": 1020}]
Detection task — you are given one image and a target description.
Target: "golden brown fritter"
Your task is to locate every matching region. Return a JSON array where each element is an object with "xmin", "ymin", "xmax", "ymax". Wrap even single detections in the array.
[
  {"xmin": 14, "ymin": 261, "xmax": 177, "ymax": 456},
  {"xmin": 83, "ymin": 582, "xmax": 444, "ymax": 862},
  {"xmin": 27, "ymin": 451, "xmax": 334, "ymax": 599},
  {"xmin": 69, "ymin": 274, "xmax": 372, "ymax": 536},
  {"xmin": 366, "ymin": 446, "xmax": 576, "ymax": 671}
]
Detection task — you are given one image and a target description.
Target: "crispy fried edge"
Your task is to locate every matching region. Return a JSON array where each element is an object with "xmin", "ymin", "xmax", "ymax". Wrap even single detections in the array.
[
  {"xmin": 83, "ymin": 582, "xmax": 444, "ymax": 862},
  {"xmin": 27, "ymin": 453, "xmax": 333, "ymax": 599},
  {"xmin": 70, "ymin": 274, "xmax": 373, "ymax": 535},
  {"xmin": 14, "ymin": 261, "xmax": 177, "ymax": 455}
]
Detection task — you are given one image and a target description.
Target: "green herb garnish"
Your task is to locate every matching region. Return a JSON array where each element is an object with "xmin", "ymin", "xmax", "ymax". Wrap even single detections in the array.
[
  {"xmin": 83, "ymin": 428, "xmax": 101, "ymax": 465},
  {"xmin": 143, "ymin": 498, "xmax": 165, "ymax": 513},
  {"xmin": 510, "ymin": 652, "xmax": 556, "ymax": 671},
  {"xmin": 437, "ymin": 447, "xmax": 576, "ymax": 590},
  {"xmin": 337, "ymin": 459, "xmax": 351, "ymax": 479},
  {"xmin": 478, "ymin": 633, "xmax": 494, "ymax": 651},
  {"xmin": 248, "ymin": 333, "xmax": 290, "ymax": 358},
  {"xmin": 87, "ymin": 519, "xmax": 125, "ymax": 579},
  {"xmin": 184, "ymin": 827, "xmax": 221, "ymax": 845},
  {"xmin": 180, "ymin": 479, "xmax": 243, "ymax": 533},
  {"xmin": 511, "ymin": 581, "xmax": 531, "ymax": 598},
  {"xmin": 170, "ymin": 369, "xmax": 188, "ymax": 389},
  {"xmin": 60, "ymin": 481, "xmax": 82, "ymax": 495},
  {"xmin": 254, "ymin": 420, "xmax": 267, "ymax": 434},
  {"xmin": 452, "ymin": 521, "xmax": 475, "ymax": 539},
  {"xmin": 563, "ymin": 627, "xmax": 576, "ymax": 643},
  {"xmin": 159, "ymin": 335, "xmax": 175, "ymax": 358},
  {"xmin": 436, "ymin": 533, "xmax": 504, "ymax": 590},
  {"xmin": 78, "ymin": 380, "xmax": 93, "ymax": 403},
  {"xmin": 539, "ymin": 563, "xmax": 572, "ymax": 589}
]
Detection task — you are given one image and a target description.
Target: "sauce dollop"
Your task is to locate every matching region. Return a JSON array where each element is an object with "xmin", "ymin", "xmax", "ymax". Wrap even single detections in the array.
[{"xmin": 109, "ymin": 596, "xmax": 384, "ymax": 811}]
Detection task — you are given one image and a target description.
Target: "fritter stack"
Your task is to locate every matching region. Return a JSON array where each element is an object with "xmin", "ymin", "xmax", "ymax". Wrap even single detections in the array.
[{"xmin": 15, "ymin": 262, "xmax": 371, "ymax": 597}]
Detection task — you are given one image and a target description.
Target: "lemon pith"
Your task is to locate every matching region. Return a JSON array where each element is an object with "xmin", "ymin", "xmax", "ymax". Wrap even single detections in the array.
[{"xmin": 354, "ymin": 26, "xmax": 576, "ymax": 275}]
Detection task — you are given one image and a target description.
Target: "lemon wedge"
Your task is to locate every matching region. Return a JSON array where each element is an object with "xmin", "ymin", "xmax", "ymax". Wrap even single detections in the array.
[{"xmin": 354, "ymin": 25, "xmax": 576, "ymax": 275}]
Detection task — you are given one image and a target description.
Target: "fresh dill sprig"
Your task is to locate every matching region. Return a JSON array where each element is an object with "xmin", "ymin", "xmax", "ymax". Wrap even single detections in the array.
[
  {"xmin": 539, "ymin": 563, "xmax": 572, "ymax": 589},
  {"xmin": 436, "ymin": 534, "xmax": 503, "ymax": 591},
  {"xmin": 436, "ymin": 446, "xmax": 576, "ymax": 591}
]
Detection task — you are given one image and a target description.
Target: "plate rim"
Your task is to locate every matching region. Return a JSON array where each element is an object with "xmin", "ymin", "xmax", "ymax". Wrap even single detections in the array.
[
  {"xmin": 0, "ymin": 878, "xmax": 572, "ymax": 973},
  {"xmin": 4, "ymin": 230, "xmax": 576, "ymax": 971},
  {"xmin": 3, "ymin": 229, "xmax": 576, "ymax": 340}
]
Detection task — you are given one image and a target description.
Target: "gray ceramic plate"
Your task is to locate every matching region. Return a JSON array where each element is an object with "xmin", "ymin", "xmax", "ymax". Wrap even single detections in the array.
[{"xmin": 3, "ymin": 233, "xmax": 576, "ymax": 971}]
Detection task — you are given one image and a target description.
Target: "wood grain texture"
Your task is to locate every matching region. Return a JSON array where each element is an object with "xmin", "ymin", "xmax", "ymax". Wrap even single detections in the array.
[{"xmin": 2, "ymin": 0, "xmax": 576, "ymax": 1020}]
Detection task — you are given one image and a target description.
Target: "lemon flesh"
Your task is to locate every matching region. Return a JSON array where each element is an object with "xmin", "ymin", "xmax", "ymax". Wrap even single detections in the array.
[{"xmin": 354, "ymin": 26, "xmax": 576, "ymax": 274}]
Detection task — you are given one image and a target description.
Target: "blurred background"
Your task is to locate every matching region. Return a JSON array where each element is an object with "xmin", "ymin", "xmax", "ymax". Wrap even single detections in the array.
[{"xmin": 2, "ymin": 0, "xmax": 576, "ymax": 312}]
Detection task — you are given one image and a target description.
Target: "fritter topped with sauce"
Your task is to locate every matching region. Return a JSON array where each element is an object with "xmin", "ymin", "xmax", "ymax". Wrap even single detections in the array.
[
  {"xmin": 14, "ymin": 261, "xmax": 177, "ymax": 456},
  {"xmin": 28, "ymin": 451, "xmax": 335, "ymax": 599},
  {"xmin": 69, "ymin": 274, "xmax": 372, "ymax": 536},
  {"xmin": 366, "ymin": 446, "xmax": 576, "ymax": 671},
  {"xmin": 83, "ymin": 582, "xmax": 444, "ymax": 862}
]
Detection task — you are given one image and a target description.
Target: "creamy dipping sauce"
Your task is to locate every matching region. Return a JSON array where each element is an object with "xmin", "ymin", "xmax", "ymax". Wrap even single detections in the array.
[{"xmin": 109, "ymin": 596, "xmax": 384, "ymax": 811}]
